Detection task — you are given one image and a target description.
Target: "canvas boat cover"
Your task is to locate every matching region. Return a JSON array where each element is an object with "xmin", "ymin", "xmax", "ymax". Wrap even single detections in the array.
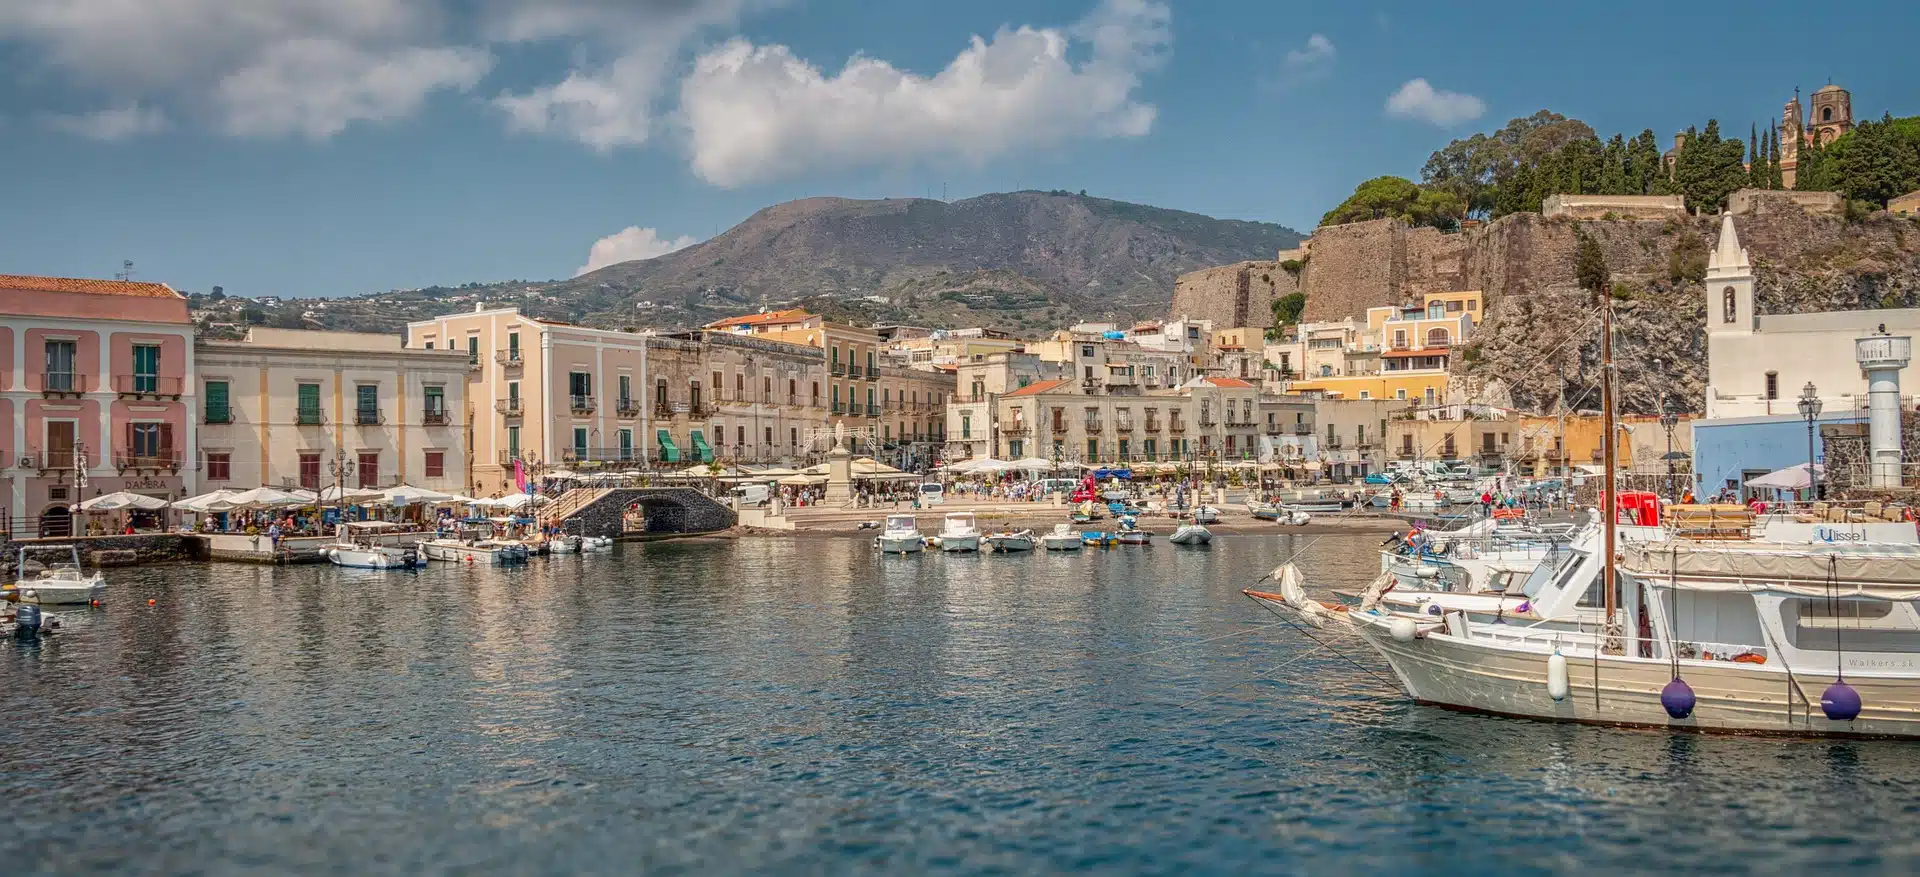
[{"xmin": 1623, "ymin": 540, "xmax": 1920, "ymax": 600}]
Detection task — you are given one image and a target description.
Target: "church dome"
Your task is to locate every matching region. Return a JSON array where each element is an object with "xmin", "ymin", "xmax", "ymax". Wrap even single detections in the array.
[{"xmin": 1813, "ymin": 83, "xmax": 1846, "ymax": 94}]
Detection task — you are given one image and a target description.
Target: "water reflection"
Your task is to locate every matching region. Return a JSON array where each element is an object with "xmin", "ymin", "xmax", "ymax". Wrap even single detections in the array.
[{"xmin": 1, "ymin": 534, "xmax": 1916, "ymax": 875}]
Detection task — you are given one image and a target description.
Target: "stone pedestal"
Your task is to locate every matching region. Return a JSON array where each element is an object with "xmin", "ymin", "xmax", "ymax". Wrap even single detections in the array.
[{"xmin": 824, "ymin": 446, "xmax": 853, "ymax": 505}]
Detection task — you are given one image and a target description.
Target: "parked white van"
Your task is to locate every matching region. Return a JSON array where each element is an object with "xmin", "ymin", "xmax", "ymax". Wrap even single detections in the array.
[{"xmin": 917, "ymin": 483, "xmax": 945, "ymax": 505}]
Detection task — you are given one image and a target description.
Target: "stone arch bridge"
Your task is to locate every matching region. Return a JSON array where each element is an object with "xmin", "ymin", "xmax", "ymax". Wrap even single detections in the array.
[{"xmin": 549, "ymin": 488, "xmax": 735, "ymax": 539}]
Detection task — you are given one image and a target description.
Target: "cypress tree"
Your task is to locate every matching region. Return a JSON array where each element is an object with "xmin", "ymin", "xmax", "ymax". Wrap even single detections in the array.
[{"xmin": 1769, "ymin": 128, "xmax": 1785, "ymax": 189}]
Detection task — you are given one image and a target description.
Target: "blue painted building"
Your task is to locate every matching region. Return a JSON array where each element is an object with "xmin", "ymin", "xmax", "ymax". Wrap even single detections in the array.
[{"xmin": 1691, "ymin": 411, "xmax": 1865, "ymax": 498}]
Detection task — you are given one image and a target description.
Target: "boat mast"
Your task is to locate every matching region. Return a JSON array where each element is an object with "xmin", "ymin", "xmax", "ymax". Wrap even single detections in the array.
[{"xmin": 1600, "ymin": 285, "xmax": 1618, "ymax": 650}]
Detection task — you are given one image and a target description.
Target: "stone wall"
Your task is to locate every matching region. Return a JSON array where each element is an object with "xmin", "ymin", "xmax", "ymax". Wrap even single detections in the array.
[
  {"xmin": 1728, "ymin": 188, "xmax": 1844, "ymax": 217},
  {"xmin": 2, "ymin": 533, "xmax": 200, "ymax": 573},
  {"xmin": 1819, "ymin": 415, "xmax": 1920, "ymax": 494},
  {"xmin": 1294, "ymin": 219, "xmax": 1469, "ymax": 322},
  {"xmin": 1169, "ymin": 260, "xmax": 1294, "ymax": 329},
  {"xmin": 560, "ymin": 488, "xmax": 735, "ymax": 538},
  {"xmin": 1541, "ymin": 194, "xmax": 1688, "ymax": 220}
]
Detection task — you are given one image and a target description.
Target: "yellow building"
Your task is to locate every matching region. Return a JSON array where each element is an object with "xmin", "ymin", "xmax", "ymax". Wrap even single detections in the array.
[
  {"xmin": 1287, "ymin": 372, "xmax": 1449, "ymax": 405},
  {"xmin": 1511, "ymin": 414, "xmax": 1633, "ymax": 475},
  {"xmin": 1286, "ymin": 290, "xmax": 1482, "ymax": 406}
]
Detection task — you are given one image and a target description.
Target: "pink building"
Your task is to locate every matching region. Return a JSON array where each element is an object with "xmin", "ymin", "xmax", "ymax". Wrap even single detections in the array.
[{"xmin": 0, "ymin": 275, "xmax": 195, "ymax": 536}]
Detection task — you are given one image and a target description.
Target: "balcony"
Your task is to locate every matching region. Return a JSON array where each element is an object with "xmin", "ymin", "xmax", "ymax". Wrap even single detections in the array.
[
  {"xmin": 204, "ymin": 407, "xmax": 233, "ymax": 425},
  {"xmin": 422, "ymin": 409, "xmax": 451, "ymax": 426},
  {"xmin": 467, "ymin": 356, "xmax": 483, "ymax": 372},
  {"xmin": 495, "ymin": 398, "xmax": 523, "ymax": 416},
  {"xmin": 616, "ymin": 398, "xmax": 641, "ymax": 418},
  {"xmin": 497, "ymin": 450, "xmax": 523, "ymax": 466},
  {"xmin": 32, "ymin": 372, "xmax": 88, "ymax": 397},
  {"xmin": 866, "ymin": 404, "xmax": 881, "ymax": 417},
  {"xmin": 113, "ymin": 374, "xmax": 184, "ymax": 399},
  {"xmin": 1546, "ymin": 448, "xmax": 1568, "ymax": 461},
  {"xmin": 296, "ymin": 408, "xmax": 325, "ymax": 426},
  {"xmin": 1293, "ymin": 423, "xmax": 1312, "ymax": 435},
  {"xmin": 1001, "ymin": 422, "xmax": 1030, "ymax": 437},
  {"xmin": 1398, "ymin": 448, "xmax": 1417, "ymax": 459},
  {"xmin": 354, "ymin": 408, "xmax": 382, "ymax": 426},
  {"xmin": 688, "ymin": 402, "xmax": 713, "ymax": 418},
  {"xmin": 1115, "ymin": 420, "xmax": 1135, "ymax": 433},
  {"xmin": 495, "ymin": 349, "xmax": 523, "ymax": 368},
  {"xmin": 115, "ymin": 450, "xmax": 181, "ymax": 472},
  {"xmin": 32, "ymin": 451, "xmax": 76, "ymax": 472},
  {"xmin": 1168, "ymin": 421, "xmax": 1188, "ymax": 433},
  {"xmin": 570, "ymin": 395, "xmax": 596, "ymax": 414},
  {"xmin": 561, "ymin": 446, "xmax": 642, "ymax": 464},
  {"xmin": 1198, "ymin": 416, "xmax": 1217, "ymax": 427},
  {"xmin": 1083, "ymin": 421, "xmax": 1104, "ymax": 434},
  {"xmin": 831, "ymin": 402, "xmax": 846, "ymax": 415},
  {"xmin": 830, "ymin": 363, "xmax": 847, "ymax": 377},
  {"xmin": 1144, "ymin": 420, "xmax": 1162, "ymax": 433}
]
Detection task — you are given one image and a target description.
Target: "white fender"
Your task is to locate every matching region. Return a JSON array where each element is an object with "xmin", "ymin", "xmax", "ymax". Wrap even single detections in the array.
[
  {"xmin": 1389, "ymin": 616, "xmax": 1418, "ymax": 642},
  {"xmin": 1547, "ymin": 651, "xmax": 1570, "ymax": 701}
]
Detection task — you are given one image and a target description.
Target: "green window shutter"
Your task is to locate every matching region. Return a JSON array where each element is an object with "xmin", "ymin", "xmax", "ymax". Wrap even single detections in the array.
[{"xmin": 205, "ymin": 381, "xmax": 229, "ymax": 421}]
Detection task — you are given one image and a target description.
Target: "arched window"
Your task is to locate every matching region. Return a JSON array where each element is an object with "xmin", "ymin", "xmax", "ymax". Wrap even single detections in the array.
[
  {"xmin": 1426, "ymin": 328, "xmax": 1450, "ymax": 347},
  {"xmin": 1723, "ymin": 288, "xmax": 1737, "ymax": 323},
  {"xmin": 1319, "ymin": 364, "xmax": 1332, "ymax": 377},
  {"xmin": 1765, "ymin": 371, "xmax": 1779, "ymax": 400},
  {"xmin": 1822, "ymin": 107, "xmax": 1833, "ymax": 122}
]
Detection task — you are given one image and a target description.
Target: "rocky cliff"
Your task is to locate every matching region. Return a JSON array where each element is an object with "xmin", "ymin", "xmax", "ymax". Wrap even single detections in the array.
[{"xmin": 1270, "ymin": 205, "xmax": 1920, "ymax": 413}]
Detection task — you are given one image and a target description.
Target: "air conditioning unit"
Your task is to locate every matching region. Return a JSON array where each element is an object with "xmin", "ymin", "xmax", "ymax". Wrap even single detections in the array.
[{"xmin": 17, "ymin": 456, "xmax": 33, "ymax": 469}]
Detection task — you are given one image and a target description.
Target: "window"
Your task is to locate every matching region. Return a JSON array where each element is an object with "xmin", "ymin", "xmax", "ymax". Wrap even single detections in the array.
[
  {"xmin": 425, "ymin": 341, "xmax": 434, "ymax": 349},
  {"xmin": 467, "ymin": 336, "xmax": 479, "ymax": 363},
  {"xmin": 424, "ymin": 451, "xmax": 445, "ymax": 478},
  {"xmin": 129, "ymin": 422, "xmax": 167, "ymax": 458},
  {"xmin": 1087, "ymin": 438, "xmax": 1099, "ymax": 459},
  {"xmin": 690, "ymin": 381, "xmax": 703, "ymax": 410},
  {"xmin": 507, "ymin": 426, "xmax": 521, "ymax": 459},
  {"xmin": 132, "ymin": 343, "xmax": 160, "ymax": 392},
  {"xmin": 569, "ymin": 371, "xmax": 593, "ymax": 403},
  {"xmin": 43, "ymin": 340, "xmax": 76, "ymax": 390},
  {"xmin": 1425, "ymin": 328, "xmax": 1449, "ymax": 347},
  {"xmin": 1393, "ymin": 330, "xmax": 1407, "ymax": 349},
  {"xmin": 508, "ymin": 332, "xmax": 520, "ymax": 358},
  {"xmin": 358, "ymin": 451, "xmax": 379, "ymax": 488},
  {"xmin": 1395, "ymin": 389, "xmax": 1407, "ymax": 401},
  {"xmin": 1723, "ymin": 288, "xmax": 1737, "ymax": 323},
  {"xmin": 1446, "ymin": 300, "xmax": 1463, "ymax": 313},
  {"xmin": 736, "ymin": 425, "xmax": 745, "ymax": 448},
  {"xmin": 1822, "ymin": 107, "xmax": 1833, "ymax": 122},
  {"xmin": 205, "ymin": 380, "xmax": 230, "ymax": 423},
  {"xmin": 811, "ymin": 381, "xmax": 820, "ymax": 405},
  {"xmin": 573, "ymin": 427, "xmax": 588, "ymax": 458},
  {"xmin": 762, "ymin": 376, "xmax": 771, "ymax": 401},
  {"xmin": 1402, "ymin": 434, "xmax": 1414, "ymax": 454},
  {"xmin": 1081, "ymin": 345, "xmax": 1095, "ymax": 358},
  {"xmin": 508, "ymin": 381, "xmax": 520, "ymax": 403},
  {"xmin": 424, "ymin": 386, "xmax": 445, "ymax": 421},
  {"xmin": 619, "ymin": 375, "xmax": 631, "ymax": 404},
  {"xmin": 620, "ymin": 429, "xmax": 635, "ymax": 460},
  {"xmin": 1765, "ymin": 371, "xmax": 1779, "ymax": 400},
  {"xmin": 1358, "ymin": 391, "xmax": 1371, "ymax": 400},
  {"xmin": 356, "ymin": 384, "xmax": 379, "ymax": 424},
  {"xmin": 1357, "ymin": 424, "xmax": 1366, "ymax": 445},
  {"xmin": 763, "ymin": 426, "xmax": 772, "ymax": 446},
  {"xmin": 789, "ymin": 427, "xmax": 797, "ymax": 449},
  {"xmin": 206, "ymin": 452, "xmax": 230, "ymax": 481},
  {"xmin": 961, "ymin": 415, "xmax": 972, "ymax": 439},
  {"xmin": 299, "ymin": 452, "xmax": 321, "ymax": 490}
]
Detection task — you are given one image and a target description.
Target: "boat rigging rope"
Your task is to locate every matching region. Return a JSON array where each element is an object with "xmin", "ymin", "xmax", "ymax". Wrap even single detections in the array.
[
  {"xmin": 1175, "ymin": 640, "xmax": 1338, "ymax": 709},
  {"xmin": 1241, "ymin": 591, "xmax": 1398, "ymax": 689}
]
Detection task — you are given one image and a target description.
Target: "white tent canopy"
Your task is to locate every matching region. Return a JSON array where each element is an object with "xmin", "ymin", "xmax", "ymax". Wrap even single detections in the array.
[
  {"xmin": 319, "ymin": 485, "xmax": 384, "ymax": 503},
  {"xmin": 78, "ymin": 491, "xmax": 171, "ymax": 511},
  {"xmin": 223, "ymin": 486, "xmax": 314, "ymax": 509},
  {"xmin": 484, "ymin": 493, "xmax": 550, "ymax": 509},
  {"xmin": 950, "ymin": 458, "xmax": 1008, "ymax": 474},
  {"xmin": 379, "ymin": 485, "xmax": 468, "ymax": 506},
  {"xmin": 1745, "ymin": 462, "xmax": 1825, "ymax": 491},
  {"xmin": 1008, "ymin": 458, "xmax": 1055, "ymax": 473},
  {"xmin": 173, "ymin": 489, "xmax": 240, "ymax": 512}
]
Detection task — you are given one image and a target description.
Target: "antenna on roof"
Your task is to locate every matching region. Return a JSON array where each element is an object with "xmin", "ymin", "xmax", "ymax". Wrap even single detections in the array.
[{"xmin": 115, "ymin": 259, "xmax": 134, "ymax": 281}]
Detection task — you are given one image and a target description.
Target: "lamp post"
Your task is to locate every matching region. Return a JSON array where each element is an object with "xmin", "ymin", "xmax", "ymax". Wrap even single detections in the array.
[
  {"xmin": 327, "ymin": 450, "xmax": 357, "ymax": 533},
  {"xmin": 1797, "ymin": 382, "xmax": 1822, "ymax": 503}
]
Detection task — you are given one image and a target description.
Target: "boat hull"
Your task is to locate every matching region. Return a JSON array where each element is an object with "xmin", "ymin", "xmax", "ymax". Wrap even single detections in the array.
[
  {"xmin": 939, "ymin": 534, "xmax": 981, "ymax": 552},
  {"xmin": 986, "ymin": 536, "xmax": 1035, "ymax": 552},
  {"xmin": 1117, "ymin": 531, "xmax": 1152, "ymax": 545},
  {"xmin": 1354, "ymin": 618, "xmax": 1920, "ymax": 738},
  {"xmin": 1168, "ymin": 525, "xmax": 1211, "ymax": 545},
  {"xmin": 11, "ymin": 581, "xmax": 104, "ymax": 605},
  {"xmin": 1041, "ymin": 536, "xmax": 1082, "ymax": 551},
  {"xmin": 324, "ymin": 546, "xmax": 420, "ymax": 570},
  {"xmin": 421, "ymin": 541, "xmax": 525, "ymax": 564},
  {"xmin": 877, "ymin": 534, "xmax": 924, "ymax": 553}
]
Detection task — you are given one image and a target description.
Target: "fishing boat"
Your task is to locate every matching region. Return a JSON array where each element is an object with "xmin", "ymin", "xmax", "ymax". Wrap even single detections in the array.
[
  {"xmin": 1251, "ymin": 502, "xmax": 1311, "ymax": 525},
  {"xmin": 1115, "ymin": 514, "xmax": 1152, "ymax": 545},
  {"xmin": 1041, "ymin": 524, "xmax": 1083, "ymax": 551},
  {"xmin": 320, "ymin": 522, "xmax": 420, "ymax": 570},
  {"xmin": 1081, "ymin": 531, "xmax": 1119, "ymax": 548},
  {"xmin": 938, "ymin": 512, "xmax": 982, "ymax": 552},
  {"xmin": 420, "ymin": 536, "xmax": 529, "ymax": 564},
  {"xmin": 1169, "ymin": 523, "xmax": 1212, "ymax": 545},
  {"xmin": 985, "ymin": 530, "xmax": 1037, "ymax": 552},
  {"xmin": 1192, "ymin": 505, "xmax": 1220, "ymax": 524},
  {"xmin": 875, "ymin": 515, "xmax": 925, "ymax": 553},
  {"xmin": 8, "ymin": 545, "xmax": 105, "ymax": 605}
]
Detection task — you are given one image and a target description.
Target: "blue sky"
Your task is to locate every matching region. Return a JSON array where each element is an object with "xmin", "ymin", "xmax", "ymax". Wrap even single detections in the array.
[{"xmin": 1, "ymin": 0, "xmax": 1914, "ymax": 299}]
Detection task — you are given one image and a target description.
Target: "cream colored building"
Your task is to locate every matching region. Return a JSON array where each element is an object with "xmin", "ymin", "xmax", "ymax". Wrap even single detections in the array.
[
  {"xmin": 407, "ymin": 306, "xmax": 650, "ymax": 495},
  {"xmin": 946, "ymin": 352, "xmax": 1070, "ymax": 462},
  {"xmin": 195, "ymin": 328, "xmax": 470, "ymax": 495},
  {"xmin": 992, "ymin": 376, "xmax": 1262, "ymax": 464},
  {"xmin": 1282, "ymin": 291, "xmax": 1481, "ymax": 405},
  {"xmin": 645, "ymin": 330, "xmax": 829, "ymax": 466}
]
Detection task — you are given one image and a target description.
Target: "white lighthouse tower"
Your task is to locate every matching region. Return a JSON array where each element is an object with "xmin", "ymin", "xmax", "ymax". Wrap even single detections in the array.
[{"xmin": 1855, "ymin": 329, "xmax": 1912, "ymax": 489}]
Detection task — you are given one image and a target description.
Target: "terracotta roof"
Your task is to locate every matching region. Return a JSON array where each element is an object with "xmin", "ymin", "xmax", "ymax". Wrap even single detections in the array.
[
  {"xmin": 0, "ymin": 274, "xmax": 179, "ymax": 299},
  {"xmin": 1202, "ymin": 377, "xmax": 1256, "ymax": 388},
  {"xmin": 1004, "ymin": 379, "xmax": 1073, "ymax": 398},
  {"xmin": 1382, "ymin": 347, "xmax": 1448, "ymax": 358},
  {"xmin": 704, "ymin": 308, "xmax": 813, "ymax": 329}
]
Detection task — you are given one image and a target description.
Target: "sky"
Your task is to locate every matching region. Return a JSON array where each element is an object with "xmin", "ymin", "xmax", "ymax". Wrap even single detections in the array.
[{"xmin": 0, "ymin": 0, "xmax": 1914, "ymax": 299}]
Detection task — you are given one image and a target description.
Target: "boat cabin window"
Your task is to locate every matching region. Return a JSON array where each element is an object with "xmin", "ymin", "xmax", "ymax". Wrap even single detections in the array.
[
  {"xmin": 1523, "ymin": 549, "xmax": 1581, "ymax": 599},
  {"xmin": 1781, "ymin": 598, "xmax": 1920, "ymax": 653}
]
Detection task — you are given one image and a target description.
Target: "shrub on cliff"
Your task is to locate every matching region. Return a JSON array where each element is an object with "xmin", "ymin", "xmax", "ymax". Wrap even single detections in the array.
[{"xmin": 1320, "ymin": 176, "xmax": 1462, "ymax": 229}]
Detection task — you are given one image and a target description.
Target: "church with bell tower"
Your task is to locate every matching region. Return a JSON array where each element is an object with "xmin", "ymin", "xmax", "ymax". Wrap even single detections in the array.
[{"xmin": 1778, "ymin": 82, "xmax": 1854, "ymax": 189}]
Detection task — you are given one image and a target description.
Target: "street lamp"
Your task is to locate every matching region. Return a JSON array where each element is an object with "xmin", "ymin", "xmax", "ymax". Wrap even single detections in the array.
[{"xmin": 1797, "ymin": 382, "xmax": 1822, "ymax": 503}]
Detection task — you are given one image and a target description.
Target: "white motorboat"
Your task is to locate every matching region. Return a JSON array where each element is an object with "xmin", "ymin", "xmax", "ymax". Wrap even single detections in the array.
[
  {"xmin": 1116, "ymin": 515, "xmax": 1152, "ymax": 545},
  {"xmin": 985, "ymin": 530, "xmax": 1037, "ymax": 552},
  {"xmin": 9, "ymin": 545, "xmax": 105, "ymax": 605},
  {"xmin": 1169, "ymin": 523, "xmax": 1212, "ymax": 545},
  {"xmin": 1192, "ymin": 505, "xmax": 1220, "ymax": 524},
  {"xmin": 876, "ymin": 515, "xmax": 925, "ymax": 553},
  {"xmin": 1041, "ymin": 524, "xmax": 1082, "ymax": 551},
  {"xmin": 321, "ymin": 522, "xmax": 421, "ymax": 570},
  {"xmin": 938, "ymin": 512, "xmax": 982, "ymax": 552},
  {"xmin": 421, "ymin": 537, "xmax": 529, "ymax": 564},
  {"xmin": 547, "ymin": 534, "xmax": 581, "ymax": 554},
  {"xmin": 580, "ymin": 535, "xmax": 614, "ymax": 552}
]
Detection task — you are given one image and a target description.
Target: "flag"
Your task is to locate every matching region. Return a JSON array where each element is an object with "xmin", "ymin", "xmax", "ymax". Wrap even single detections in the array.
[{"xmin": 514, "ymin": 457, "xmax": 527, "ymax": 495}]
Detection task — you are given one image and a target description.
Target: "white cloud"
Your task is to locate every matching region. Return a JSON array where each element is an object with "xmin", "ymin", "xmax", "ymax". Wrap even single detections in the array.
[
  {"xmin": 1385, "ymin": 78, "xmax": 1485, "ymax": 127},
  {"xmin": 1278, "ymin": 34, "xmax": 1335, "ymax": 87},
  {"xmin": 577, "ymin": 227, "xmax": 699, "ymax": 275},
  {"xmin": 680, "ymin": 0, "xmax": 1170, "ymax": 188},
  {"xmin": 43, "ymin": 104, "xmax": 170, "ymax": 140},
  {"xmin": 217, "ymin": 40, "xmax": 492, "ymax": 138},
  {"xmin": 491, "ymin": 0, "xmax": 751, "ymax": 151}
]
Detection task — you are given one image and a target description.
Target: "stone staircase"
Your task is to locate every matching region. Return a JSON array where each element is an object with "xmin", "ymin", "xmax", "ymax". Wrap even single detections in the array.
[{"xmin": 540, "ymin": 487, "xmax": 614, "ymax": 525}]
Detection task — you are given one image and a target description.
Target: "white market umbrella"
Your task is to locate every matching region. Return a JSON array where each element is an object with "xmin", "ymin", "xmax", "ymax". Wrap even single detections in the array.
[
  {"xmin": 1744, "ymin": 463, "xmax": 1824, "ymax": 491},
  {"xmin": 379, "ymin": 485, "xmax": 463, "ymax": 506},
  {"xmin": 1008, "ymin": 458, "xmax": 1055, "ymax": 473},
  {"xmin": 488, "ymin": 492, "xmax": 551, "ymax": 509},
  {"xmin": 224, "ymin": 486, "xmax": 313, "ymax": 509},
  {"xmin": 778, "ymin": 474, "xmax": 823, "ymax": 486},
  {"xmin": 319, "ymin": 485, "xmax": 384, "ymax": 504},
  {"xmin": 173, "ymin": 489, "xmax": 241, "ymax": 512},
  {"xmin": 79, "ymin": 490, "xmax": 172, "ymax": 511},
  {"xmin": 952, "ymin": 457, "xmax": 1008, "ymax": 474}
]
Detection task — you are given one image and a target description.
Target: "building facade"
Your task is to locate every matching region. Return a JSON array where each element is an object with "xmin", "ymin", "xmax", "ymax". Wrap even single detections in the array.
[
  {"xmin": 1280, "ymin": 291, "xmax": 1480, "ymax": 404},
  {"xmin": 946, "ymin": 352, "xmax": 1070, "ymax": 463},
  {"xmin": 991, "ymin": 376, "xmax": 1262, "ymax": 465},
  {"xmin": 1, "ymin": 274, "xmax": 197, "ymax": 536},
  {"xmin": 646, "ymin": 331, "xmax": 830, "ymax": 466},
  {"xmin": 195, "ymin": 329, "xmax": 470, "ymax": 496}
]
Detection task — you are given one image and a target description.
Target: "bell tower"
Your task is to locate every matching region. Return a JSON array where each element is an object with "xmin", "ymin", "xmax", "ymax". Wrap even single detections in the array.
[
  {"xmin": 1779, "ymin": 90, "xmax": 1804, "ymax": 188},
  {"xmin": 1809, "ymin": 83, "xmax": 1853, "ymax": 146},
  {"xmin": 1705, "ymin": 215, "xmax": 1754, "ymax": 336}
]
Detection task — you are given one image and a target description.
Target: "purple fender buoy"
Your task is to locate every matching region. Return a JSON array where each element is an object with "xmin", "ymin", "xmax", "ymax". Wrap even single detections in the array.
[
  {"xmin": 1660, "ymin": 677, "xmax": 1696, "ymax": 719},
  {"xmin": 1821, "ymin": 681, "xmax": 1862, "ymax": 722}
]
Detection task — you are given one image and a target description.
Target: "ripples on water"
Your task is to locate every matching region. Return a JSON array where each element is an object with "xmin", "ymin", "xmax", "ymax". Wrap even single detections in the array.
[{"xmin": 2, "ymin": 534, "xmax": 1917, "ymax": 875}]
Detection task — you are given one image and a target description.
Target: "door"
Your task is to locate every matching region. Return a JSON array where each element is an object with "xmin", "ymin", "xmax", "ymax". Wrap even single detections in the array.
[
  {"xmin": 132, "ymin": 344, "xmax": 160, "ymax": 393},
  {"xmin": 45, "ymin": 421, "xmax": 76, "ymax": 469}
]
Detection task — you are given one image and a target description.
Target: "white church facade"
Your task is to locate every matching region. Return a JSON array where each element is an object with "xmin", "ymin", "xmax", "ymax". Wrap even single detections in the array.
[{"xmin": 1692, "ymin": 214, "xmax": 1918, "ymax": 495}]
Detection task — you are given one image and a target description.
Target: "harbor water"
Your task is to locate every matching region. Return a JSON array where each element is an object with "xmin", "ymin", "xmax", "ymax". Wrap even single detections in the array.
[{"xmin": 3, "ymin": 534, "xmax": 1917, "ymax": 875}]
